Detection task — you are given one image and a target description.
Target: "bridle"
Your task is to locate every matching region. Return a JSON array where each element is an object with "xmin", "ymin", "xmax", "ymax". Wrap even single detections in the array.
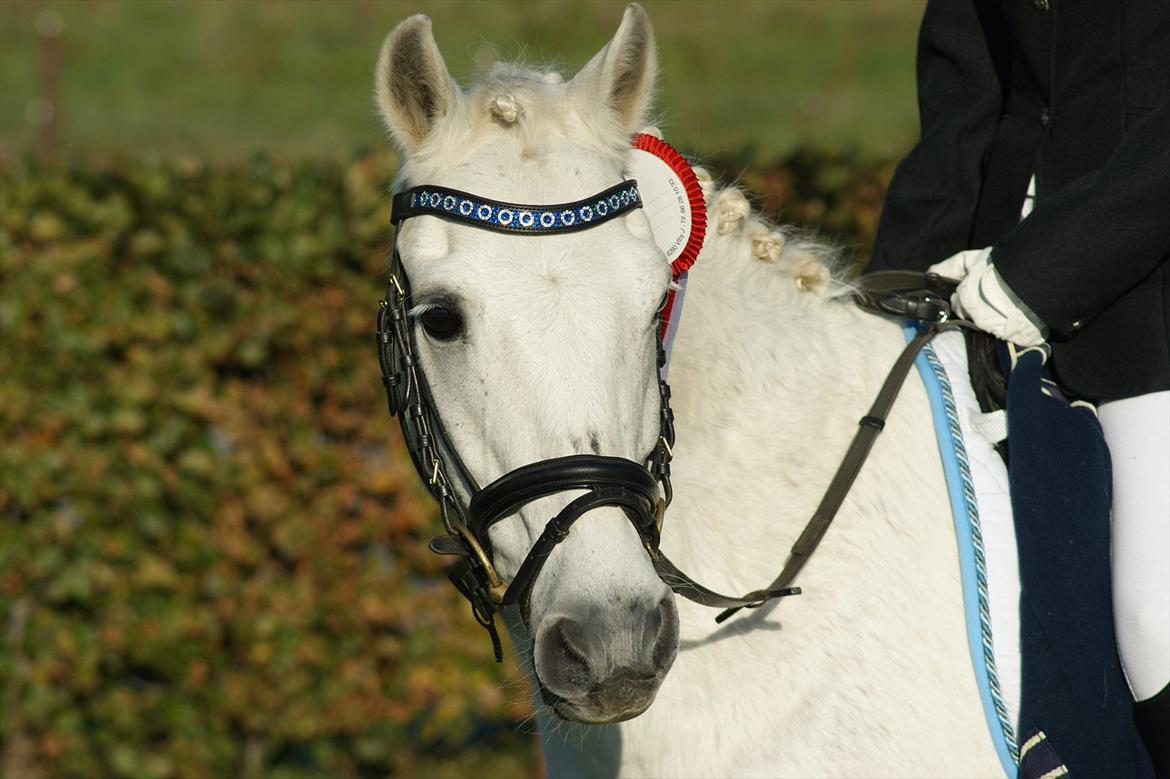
[
  {"xmin": 376, "ymin": 175, "xmax": 976, "ymax": 660},
  {"xmin": 376, "ymin": 179, "xmax": 800, "ymax": 660}
]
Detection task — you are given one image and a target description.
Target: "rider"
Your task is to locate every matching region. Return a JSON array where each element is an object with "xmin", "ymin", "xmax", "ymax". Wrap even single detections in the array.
[{"xmin": 868, "ymin": 1, "xmax": 1169, "ymax": 774}]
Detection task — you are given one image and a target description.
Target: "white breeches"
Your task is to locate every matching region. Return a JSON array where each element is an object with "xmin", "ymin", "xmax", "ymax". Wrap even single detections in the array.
[{"xmin": 1100, "ymin": 390, "xmax": 1170, "ymax": 701}]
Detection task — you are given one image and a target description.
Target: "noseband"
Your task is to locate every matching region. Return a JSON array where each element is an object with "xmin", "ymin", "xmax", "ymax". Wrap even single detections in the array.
[{"xmin": 377, "ymin": 179, "xmax": 799, "ymax": 660}]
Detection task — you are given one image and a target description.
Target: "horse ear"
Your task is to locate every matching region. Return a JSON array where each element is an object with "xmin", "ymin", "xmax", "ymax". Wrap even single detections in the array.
[
  {"xmin": 374, "ymin": 15, "xmax": 460, "ymax": 152},
  {"xmin": 571, "ymin": 4, "xmax": 658, "ymax": 135}
]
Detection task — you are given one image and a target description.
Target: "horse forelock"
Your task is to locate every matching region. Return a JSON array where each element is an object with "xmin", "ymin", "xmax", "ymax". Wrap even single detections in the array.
[{"xmin": 396, "ymin": 61, "xmax": 641, "ymax": 191}]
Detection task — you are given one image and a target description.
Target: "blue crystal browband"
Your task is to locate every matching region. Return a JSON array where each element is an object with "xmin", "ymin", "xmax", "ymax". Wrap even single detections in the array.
[{"xmin": 390, "ymin": 180, "xmax": 641, "ymax": 235}]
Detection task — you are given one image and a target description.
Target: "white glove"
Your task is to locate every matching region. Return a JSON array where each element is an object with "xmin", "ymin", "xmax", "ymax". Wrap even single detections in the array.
[{"xmin": 928, "ymin": 248, "xmax": 1048, "ymax": 347}]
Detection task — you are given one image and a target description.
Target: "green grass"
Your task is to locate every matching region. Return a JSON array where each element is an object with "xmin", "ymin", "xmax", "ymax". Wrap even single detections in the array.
[{"xmin": 1, "ymin": 0, "xmax": 925, "ymax": 165}]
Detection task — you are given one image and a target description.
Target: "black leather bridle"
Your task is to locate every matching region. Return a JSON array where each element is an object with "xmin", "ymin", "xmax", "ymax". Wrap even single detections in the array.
[
  {"xmin": 375, "ymin": 175, "xmax": 976, "ymax": 661},
  {"xmin": 376, "ymin": 179, "xmax": 800, "ymax": 660}
]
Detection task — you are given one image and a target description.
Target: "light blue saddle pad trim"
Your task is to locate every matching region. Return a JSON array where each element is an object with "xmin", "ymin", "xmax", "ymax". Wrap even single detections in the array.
[{"xmin": 904, "ymin": 324, "xmax": 1018, "ymax": 778}]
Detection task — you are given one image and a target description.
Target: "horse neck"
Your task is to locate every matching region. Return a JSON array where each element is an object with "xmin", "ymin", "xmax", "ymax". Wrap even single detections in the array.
[
  {"xmin": 659, "ymin": 194, "xmax": 907, "ymax": 588},
  {"xmin": 668, "ymin": 217, "xmax": 875, "ymax": 456}
]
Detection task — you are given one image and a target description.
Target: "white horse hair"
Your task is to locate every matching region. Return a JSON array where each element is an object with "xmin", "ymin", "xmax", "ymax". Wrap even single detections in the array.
[{"xmin": 375, "ymin": 5, "xmax": 1003, "ymax": 777}]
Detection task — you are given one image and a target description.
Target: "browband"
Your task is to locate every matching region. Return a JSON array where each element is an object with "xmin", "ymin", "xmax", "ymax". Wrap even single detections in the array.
[{"xmin": 391, "ymin": 180, "xmax": 642, "ymax": 235}]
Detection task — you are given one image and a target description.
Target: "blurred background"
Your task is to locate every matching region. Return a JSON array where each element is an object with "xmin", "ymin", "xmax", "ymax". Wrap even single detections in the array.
[{"xmin": 0, "ymin": 1, "xmax": 924, "ymax": 777}]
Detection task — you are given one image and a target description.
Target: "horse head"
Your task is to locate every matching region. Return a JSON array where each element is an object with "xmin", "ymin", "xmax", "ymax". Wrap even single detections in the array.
[{"xmin": 375, "ymin": 5, "xmax": 679, "ymax": 723}]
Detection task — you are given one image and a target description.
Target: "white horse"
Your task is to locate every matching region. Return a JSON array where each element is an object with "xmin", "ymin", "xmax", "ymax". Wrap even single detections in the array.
[{"xmin": 375, "ymin": 5, "xmax": 1003, "ymax": 777}]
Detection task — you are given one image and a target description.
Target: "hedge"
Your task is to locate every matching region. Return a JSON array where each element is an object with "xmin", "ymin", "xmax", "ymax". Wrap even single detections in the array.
[{"xmin": 0, "ymin": 149, "xmax": 890, "ymax": 778}]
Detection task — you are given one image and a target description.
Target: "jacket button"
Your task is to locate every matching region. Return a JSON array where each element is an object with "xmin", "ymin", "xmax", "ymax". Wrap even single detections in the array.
[
  {"xmin": 1070, "ymin": 319, "xmax": 1084, "ymax": 331},
  {"xmin": 1040, "ymin": 109, "xmax": 1050, "ymax": 126},
  {"xmin": 1033, "ymin": 0, "xmax": 1050, "ymax": 10}
]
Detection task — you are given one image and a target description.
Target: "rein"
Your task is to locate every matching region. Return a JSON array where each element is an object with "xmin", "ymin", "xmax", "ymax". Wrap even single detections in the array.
[
  {"xmin": 376, "ymin": 176, "xmax": 964, "ymax": 659},
  {"xmin": 716, "ymin": 274, "xmax": 971, "ymax": 622}
]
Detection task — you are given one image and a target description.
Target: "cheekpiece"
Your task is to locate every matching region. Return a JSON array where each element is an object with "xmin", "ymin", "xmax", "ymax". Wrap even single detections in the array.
[{"xmin": 390, "ymin": 180, "xmax": 641, "ymax": 234}]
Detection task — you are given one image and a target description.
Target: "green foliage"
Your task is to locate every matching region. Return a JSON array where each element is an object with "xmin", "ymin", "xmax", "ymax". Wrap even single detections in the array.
[
  {"xmin": 0, "ymin": 153, "xmax": 536, "ymax": 778},
  {"xmin": 0, "ymin": 150, "xmax": 888, "ymax": 778}
]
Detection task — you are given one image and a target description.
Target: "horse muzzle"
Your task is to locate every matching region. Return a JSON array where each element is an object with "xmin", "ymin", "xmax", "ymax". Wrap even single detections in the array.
[{"xmin": 534, "ymin": 592, "xmax": 679, "ymax": 723}]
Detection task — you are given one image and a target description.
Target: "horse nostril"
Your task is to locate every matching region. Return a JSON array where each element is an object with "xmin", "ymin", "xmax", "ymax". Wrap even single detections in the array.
[
  {"xmin": 650, "ymin": 594, "xmax": 679, "ymax": 672},
  {"xmin": 639, "ymin": 600, "xmax": 663, "ymax": 657},
  {"xmin": 538, "ymin": 617, "xmax": 597, "ymax": 695}
]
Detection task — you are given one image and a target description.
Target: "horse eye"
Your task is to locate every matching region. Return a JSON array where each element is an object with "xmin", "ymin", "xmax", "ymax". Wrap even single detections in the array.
[{"xmin": 419, "ymin": 307, "xmax": 463, "ymax": 341}]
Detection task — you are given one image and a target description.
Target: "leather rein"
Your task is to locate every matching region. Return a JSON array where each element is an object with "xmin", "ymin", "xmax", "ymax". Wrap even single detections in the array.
[{"xmin": 376, "ymin": 178, "xmax": 964, "ymax": 659}]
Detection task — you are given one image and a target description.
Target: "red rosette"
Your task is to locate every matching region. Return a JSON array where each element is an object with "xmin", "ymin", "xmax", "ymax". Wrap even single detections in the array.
[{"xmin": 633, "ymin": 133, "xmax": 707, "ymax": 277}]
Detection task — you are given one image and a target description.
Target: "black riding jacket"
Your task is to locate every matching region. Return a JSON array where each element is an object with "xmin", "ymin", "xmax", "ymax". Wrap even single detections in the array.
[{"xmin": 869, "ymin": 0, "xmax": 1170, "ymax": 402}]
